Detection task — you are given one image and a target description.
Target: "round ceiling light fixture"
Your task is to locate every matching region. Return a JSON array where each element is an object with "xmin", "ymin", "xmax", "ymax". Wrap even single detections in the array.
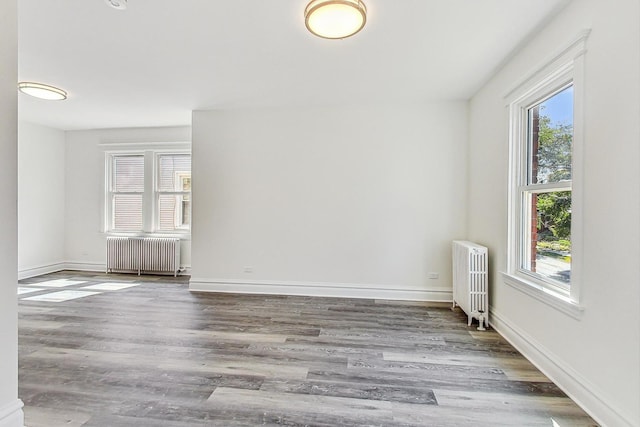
[
  {"xmin": 105, "ymin": 0, "xmax": 127, "ymax": 10},
  {"xmin": 305, "ymin": 0, "xmax": 367, "ymax": 39},
  {"xmin": 17, "ymin": 82, "xmax": 67, "ymax": 101}
]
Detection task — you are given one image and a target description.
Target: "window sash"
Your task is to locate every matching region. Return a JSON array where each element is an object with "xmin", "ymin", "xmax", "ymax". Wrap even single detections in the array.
[
  {"xmin": 111, "ymin": 194, "xmax": 143, "ymax": 231},
  {"xmin": 517, "ymin": 186, "xmax": 572, "ymax": 292},
  {"xmin": 515, "ymin": 83, "xmax": 574, "ymax": 291},
  {"xmin": 110, "ymin": 154, "xmax": 145, "ymax": 232},
  {"xmin": 157, "ymin": 192, "xmax": 191, "ymax": 231},
  {"xmin": 526, "ymin": 84, "xmax": 573, "ymax": 186},
  {"xmin": 155, "ymin": 153, "xmax": 191, "ymax": 232},
  {"xmin": 112, "ymin": 155, "xmax": 144, "ymax": 192}
]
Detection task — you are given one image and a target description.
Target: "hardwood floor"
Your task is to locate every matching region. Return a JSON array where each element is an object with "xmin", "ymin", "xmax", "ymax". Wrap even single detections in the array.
[{"xmin": 18, "ymin": 271, "xmax": 597, "ymax": 426}]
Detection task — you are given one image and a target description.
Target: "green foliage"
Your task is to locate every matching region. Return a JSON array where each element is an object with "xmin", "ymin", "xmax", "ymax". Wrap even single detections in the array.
[
  {"xmin": 535, "ymin": 109, "xmax": 572, "ymax": 244},
  {"xmin": 535, "ymin": 114, "xmax": 572, "ymax": 183},
  {"xmin": 537, "ymin": 191, "xmax": 571, "ymax": 240}
]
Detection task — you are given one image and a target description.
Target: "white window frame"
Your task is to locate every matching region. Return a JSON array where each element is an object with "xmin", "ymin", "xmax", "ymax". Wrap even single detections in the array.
[
  {"xmin": 155, "ymin": 152, "xmax": 191, "ymax": 232},
  {"xmin": 503, "ymin": 30, "xmax": 589, "ymax": 319},
  {"xmin": 106, "ymin": 151, "xmax": 146, "ymax": 233},
  {"xmin": 515, "ymin": 80, "xmax": 574, "ymax": 293},
  {"xmin": 105, "ymin": 148, "xmax": 191, "ymax": 237}
]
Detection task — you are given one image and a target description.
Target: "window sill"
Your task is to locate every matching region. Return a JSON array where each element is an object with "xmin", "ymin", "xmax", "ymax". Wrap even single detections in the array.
[
  {"xmin": 501, "ymin": 272, "xmax": 584, "ymax": 320},
  {"xmin": 106, "ymin": 232, "xmax": 191, "ymax": 241}
]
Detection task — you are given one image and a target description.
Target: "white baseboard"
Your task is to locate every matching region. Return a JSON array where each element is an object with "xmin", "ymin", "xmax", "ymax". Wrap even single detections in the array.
[
  {"xmin": 19, "ymin": 261, "xmax": 191, "ymax": 278},
  {"xmin": 490, "ymin": 308, "xmax": 635, "ymax": 427},
  {"xmin": 19, "ymin": 261, "xmax": 106, "ymax": 277},
  {"xmin": 18, "ymin": 262, "xmax": 66, "ymax": 280},
  {"xmin": 189, "ymin": 278, "xmax": 452, "ymax": 302},
  {"xmin": 0, "ymin": 399, "xmax": 24, "ymax": 427},
  {"xmin": 63, "ymin": 261, "xmax": 106, "ymax": 272},
  {"xmin": 65, "ymin": 262, "xmax": 192, "ymax": 277}
]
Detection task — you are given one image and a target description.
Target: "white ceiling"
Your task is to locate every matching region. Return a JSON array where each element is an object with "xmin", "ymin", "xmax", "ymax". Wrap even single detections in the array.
[{"xmin": 18, "ymin": 0, "xmax": 568, "ymax": 131}]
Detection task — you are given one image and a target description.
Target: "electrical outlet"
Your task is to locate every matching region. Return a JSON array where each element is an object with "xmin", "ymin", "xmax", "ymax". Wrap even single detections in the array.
[{"xmin": 428, "ymin": 272, "xmax": 439, "ymax": 279}]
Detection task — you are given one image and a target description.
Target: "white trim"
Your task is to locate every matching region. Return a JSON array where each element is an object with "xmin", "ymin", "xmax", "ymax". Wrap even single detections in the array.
[
  {"xmin": 189, "ymin": 278, "xmax": 452, "ymax": 302},
  {"xmin": 0, "ymin": 399, "xmax": 24, "ymax": 427},
  {"xmin": 518, "ymin": 181, "xmax": 571, "ymax": 193},
  {"xmin": 64, "ymin": 262, "xmax": 191, "ymax": 276},
  {"xmin": 17, "ymin": 262, "xmax": 192, "ymax": 278},
  {"xmin": 567, "ymin": 39, "xmax": 586, "ymax": 304},
  {"xmin": 490, "ymin": 309, "xmax": 635, "ymax": 427},
  {"xmin": 106, "ymin": 232, "xmax": 191, "ymax": 240},
  {"xmin": 501, "ymin": 272, "xmax": 583, "ymax": 319},
  {"xmin": 504, "ymin": 29, "xmax": 591, "ymax": 101},
  {"xmin": 143, "ymin": 151, "xmax": 154, "ymax": 233},
  {"xmin": 18, "ymin": 262, "xmax": 66, "ymax": 280},
  {"xmin": 98, "ymin": 140, "xmax": 191, "ymax": 149},
  {"xmin": 63, "ymin": 261, "xmax": 106, "ymax": 272}
]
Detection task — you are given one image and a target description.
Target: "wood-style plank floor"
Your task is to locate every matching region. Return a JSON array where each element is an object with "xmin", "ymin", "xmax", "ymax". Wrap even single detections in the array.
[{"xmin": 18, "ymin": 271, "xmax": 597, "ymax": 426}]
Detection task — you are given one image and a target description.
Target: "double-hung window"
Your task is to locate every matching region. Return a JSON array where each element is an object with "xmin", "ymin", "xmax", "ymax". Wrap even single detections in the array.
[
  {"xmin": 520, "ymin": 84, "xmax": 574, "ymax": 289},
  {"xmin": 506, "ymin": 31, "xmax": 588, "ymax": 314},
  {"xmin": 107, "ymin": 151, "xmax": 191, "ymax": 235},
  {"xmin": 110, "ymin": 155, "xmax": 145, "ymax": 231},
  {"xmin": 157, "ymin": 154, "xmax": 191, "ymax": 232}
]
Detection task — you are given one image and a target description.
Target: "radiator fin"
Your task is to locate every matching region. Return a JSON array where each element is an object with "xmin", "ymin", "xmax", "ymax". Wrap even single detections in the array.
[{"xmin": 452, "ymin": 240, "xmax": 488, "ymax": 330}]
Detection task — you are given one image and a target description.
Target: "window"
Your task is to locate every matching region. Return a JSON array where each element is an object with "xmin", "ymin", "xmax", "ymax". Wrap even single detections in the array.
[
  {"xmin": 111, "ymin": 155, "xmax": 144, "ymax": 231},
  {"xmin": 107, "ymin": 151, "xmax": 191, "ymax": 234},
  {"xmin": 520, "ymin": 85, "xmax": 573, "ymax": 289},
  {"xmin": 157, "ymin": 154, "xmax": 191, "ymax": 232},
  {"xmin": 506, "ymin": 31, "xmax": 588, "ymax": 313}
]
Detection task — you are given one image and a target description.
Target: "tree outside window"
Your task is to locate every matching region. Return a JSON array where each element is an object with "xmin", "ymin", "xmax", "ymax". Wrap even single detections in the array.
[{"xmin": 525, "ymin": 85, "xmax": 573, "ymax": 286}]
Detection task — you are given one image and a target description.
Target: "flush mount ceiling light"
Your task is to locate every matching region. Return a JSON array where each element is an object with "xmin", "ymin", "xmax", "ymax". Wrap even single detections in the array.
[
  {"xmin": 305, "ymin": 0, "xmax": 367, "ymax": 39},
  {"xmin": 105, "ymin": 0, "xmax": 127, "ymax": 10},
  {"xmin": 17, "ymin": 82, "xmax": 67, "ymax": 101}
]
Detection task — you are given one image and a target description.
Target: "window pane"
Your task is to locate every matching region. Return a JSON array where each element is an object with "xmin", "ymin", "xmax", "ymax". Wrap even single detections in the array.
[
  {"xmin": 158, "ymin": 155, "xmax": 191, "ymax": 192},
  {"xmin": 158, "ymin": 194, "xmax": 190, "ymax": 231},
  {"xmin": 113, "ymin": 194, "xmax": 143, "ymax": 230},
  {"xmin": 113, "ymin": 156, "xmax": 144, "ymax": 192},
  {"xmin": 525, "ymin": 191, "xmax": 571, "ymax": 284},
  {"xmin": 528, "ymin": 86, "xmax": 573, "ymax": 184}
]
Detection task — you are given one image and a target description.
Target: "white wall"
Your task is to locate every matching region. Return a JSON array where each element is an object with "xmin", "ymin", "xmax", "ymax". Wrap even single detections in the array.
[
  {"xmin": 18, "ymin": 121, "xmax": 66, "ymax": 278},
  {"xmin": 468, "ymin": 1, "xmax": 640, "ymax": 425},
  {"xmin": 0, "ymin": 1, "xmax": 24, "ymax": 426},
  {"xmin": 65, "ymin": 126, "xmax": 192, "ymax": 271},
  {"xmin": 191, "ymin": 103, "xmax": 468, "ymax": 300}
]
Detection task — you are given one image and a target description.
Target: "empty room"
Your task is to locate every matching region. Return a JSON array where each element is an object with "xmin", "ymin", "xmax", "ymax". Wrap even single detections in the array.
[{"xmin": 1, "ymin": 0, "xmax": 639, "ymax": 426}]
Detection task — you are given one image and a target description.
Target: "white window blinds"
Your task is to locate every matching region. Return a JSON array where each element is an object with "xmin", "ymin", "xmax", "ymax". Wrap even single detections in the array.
[
  {"xmin": 107, "ymin": 152, "xmax": 191, "ymax": 234},
  {"xmin": 111, "ymin": 155, "xmax": 144, "ymax": 231}
]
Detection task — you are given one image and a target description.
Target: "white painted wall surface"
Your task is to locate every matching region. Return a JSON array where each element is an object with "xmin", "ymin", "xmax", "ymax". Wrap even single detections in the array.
[
  {"xmin": 0, "ymin": 1, "xmax": 24, "ymax": 426},
  {"xmin": 191, "ymin": 103, "xmax": 468, "ymax": 300},
  {"xmin": 468, "ymin": 1, "xmax": 640, "ymax": 425},
  {"xmin": 18, "ymin": 121, "xmax": 66, "ymax": 278},
  {"xmin": 65, "ymin": 126, "xmax": 192, "ymax": 271}
]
